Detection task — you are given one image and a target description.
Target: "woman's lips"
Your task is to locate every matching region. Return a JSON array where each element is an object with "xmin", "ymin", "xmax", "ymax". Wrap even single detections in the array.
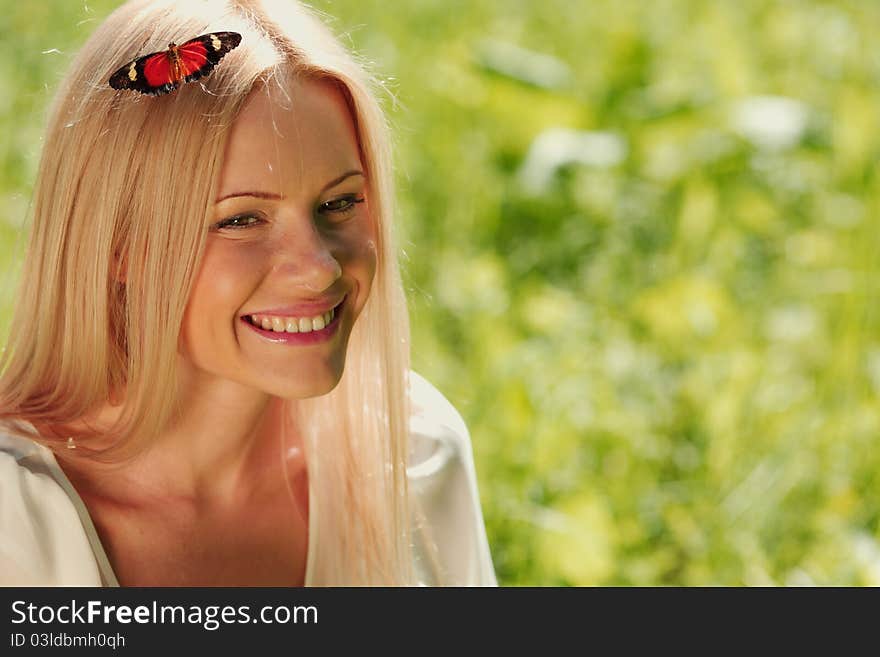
[
  {"xmin": 245, "ymin": 295, "xmax": 346, "ymax": 318},
  {"xmin": 241, "ymin": 295, "xmax": 345, "ymax": 345}
]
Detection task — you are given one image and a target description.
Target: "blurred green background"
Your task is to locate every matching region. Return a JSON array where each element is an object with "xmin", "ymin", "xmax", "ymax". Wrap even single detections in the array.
[{"xmin": 2, "ymin": 0, "xmax": 880, "ymax": 585}]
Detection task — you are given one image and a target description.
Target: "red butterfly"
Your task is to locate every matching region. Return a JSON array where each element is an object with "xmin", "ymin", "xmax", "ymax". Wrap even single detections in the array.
[{"xmin": 108, "ymin": 31, "xmax": 242, "ymax": 96}]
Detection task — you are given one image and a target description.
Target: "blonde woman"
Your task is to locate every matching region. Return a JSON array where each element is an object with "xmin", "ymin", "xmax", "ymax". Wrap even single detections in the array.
[{"xmin": 0, "ymin": 0, "xmax": 496, "ymax": 586}]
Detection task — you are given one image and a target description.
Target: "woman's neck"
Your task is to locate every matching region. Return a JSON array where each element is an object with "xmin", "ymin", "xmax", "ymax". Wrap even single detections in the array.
[{"xmin": 43, "ymin": 376, "xmax": 300, "ymax": 512}]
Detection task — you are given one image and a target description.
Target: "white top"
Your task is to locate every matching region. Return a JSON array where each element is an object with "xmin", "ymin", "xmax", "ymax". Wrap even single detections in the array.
[{"xmin": 0, "ymin": 371, "xmax": 497, "ymax": 586}]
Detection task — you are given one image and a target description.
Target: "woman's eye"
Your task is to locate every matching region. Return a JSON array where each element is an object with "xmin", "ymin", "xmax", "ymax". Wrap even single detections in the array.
[
  {"xmin": 319, "ymin": 194, "xmax": 365, "ymax": 219},
  {"xmin": 212, "ymin": 196, "xmax": 364, "ymax": 232},
  {"xmin": 213, "ymin": 214, "xmax": 262, "ymax": 230}
]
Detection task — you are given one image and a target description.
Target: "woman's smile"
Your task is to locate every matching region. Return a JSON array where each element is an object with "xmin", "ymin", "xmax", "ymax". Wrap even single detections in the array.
[{"xmin": 240, "ymin": 294, "xmax": 347, "ymax": 345}]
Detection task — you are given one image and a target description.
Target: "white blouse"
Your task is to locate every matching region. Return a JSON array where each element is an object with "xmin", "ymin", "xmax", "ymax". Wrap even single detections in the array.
[{"xmin": 0, "ymin": 371, "xmax": 497, "ymax": 586}]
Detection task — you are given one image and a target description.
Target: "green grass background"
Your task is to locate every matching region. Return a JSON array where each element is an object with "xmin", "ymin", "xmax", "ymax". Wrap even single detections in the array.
[{"xmin": 2, "ymin": 0, "xmax": 879, "ymax": 585}]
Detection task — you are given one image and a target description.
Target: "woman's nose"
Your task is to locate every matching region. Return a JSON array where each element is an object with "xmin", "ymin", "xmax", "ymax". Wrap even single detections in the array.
[{"xmin": 270, "ymin": 220, "xmax": 342, "ymax": 293}]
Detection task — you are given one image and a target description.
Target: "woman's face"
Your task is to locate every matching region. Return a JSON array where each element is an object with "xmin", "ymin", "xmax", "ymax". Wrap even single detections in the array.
[{"xmin": 178, "ymin": 76, "xmax": 377, "ymax": 399}]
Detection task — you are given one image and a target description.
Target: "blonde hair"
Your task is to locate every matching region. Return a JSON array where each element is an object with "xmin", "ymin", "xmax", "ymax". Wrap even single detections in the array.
[{"xmin": 0, "ymin": 0, "xmax": 417, "ymax": 585}]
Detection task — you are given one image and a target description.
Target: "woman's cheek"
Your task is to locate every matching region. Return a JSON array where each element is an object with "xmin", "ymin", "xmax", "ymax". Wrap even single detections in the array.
[
  {"xmin": 177, "ymin": 237, "xmax": 259, "ymax": 353},
  {"xmin": 189, "ymin": 242, "xmax": 263, "ymax": 312}
]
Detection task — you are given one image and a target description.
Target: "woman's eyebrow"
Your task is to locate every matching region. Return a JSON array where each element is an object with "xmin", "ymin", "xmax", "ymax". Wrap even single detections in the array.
[
  {"xmin": 214, "ymin": 169, "xmax": 364, "ymax": 204},
  {"xmin": 215, "ymin": 190, "xmax": 283, "ymax": 203}
]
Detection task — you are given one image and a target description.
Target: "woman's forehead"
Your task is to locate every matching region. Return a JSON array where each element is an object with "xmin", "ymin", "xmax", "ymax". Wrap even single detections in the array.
[{"xmin": 216, "ymin": 76, "xmax": 362, "ymax": 196}]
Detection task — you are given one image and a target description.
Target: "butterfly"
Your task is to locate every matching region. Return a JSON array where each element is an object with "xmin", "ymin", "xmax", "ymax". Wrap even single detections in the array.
[{"xmin": 108, "ymin": 31, "xmax": 242, "ymax": 96}]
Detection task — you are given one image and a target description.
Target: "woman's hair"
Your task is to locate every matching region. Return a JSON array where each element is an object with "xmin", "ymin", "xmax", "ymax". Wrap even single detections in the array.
[{"xmin": 0, "ymin": 0, "xmax": 419, "ymax": 585}]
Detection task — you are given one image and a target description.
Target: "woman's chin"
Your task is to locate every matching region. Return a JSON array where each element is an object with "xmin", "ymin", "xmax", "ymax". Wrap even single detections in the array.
[{"xmin": 263, "ymin": 368, "xmax": 344, "ymax": 400}]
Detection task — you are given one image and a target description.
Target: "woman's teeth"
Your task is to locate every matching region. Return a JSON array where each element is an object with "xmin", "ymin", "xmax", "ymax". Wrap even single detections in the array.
[{"xmin": 250, "ymin": 307, "xmax": 335, "ymax": 333}]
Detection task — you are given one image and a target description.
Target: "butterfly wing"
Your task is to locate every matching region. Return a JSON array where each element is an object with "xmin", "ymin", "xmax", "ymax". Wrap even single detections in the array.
[
  {"xmin": 178, "ymin": 31, "xmax": 242, "ymax": 84},
  {"xmin": 108, "ymin": 50, "xmax": 176, "ymax": 96},
  {"xmin": 177, "ymin": 40, "xmax": 209, "ymax": 78},
  {"xmin": 142, "ymin": 52, "xmax": 176, "ymax": 90}
]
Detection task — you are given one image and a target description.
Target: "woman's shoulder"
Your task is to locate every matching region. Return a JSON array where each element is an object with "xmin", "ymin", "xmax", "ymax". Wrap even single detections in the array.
[
  {"xmin": 0, "ymin": 432, "xmax": 104, "ymax": 585},
  {"xmin": 407, "ymin": 370, "xmax": 472, "ymax": 471},
  {"xmin": 406, "ymin": 371, "xmax": 498, "ymax": 586}
]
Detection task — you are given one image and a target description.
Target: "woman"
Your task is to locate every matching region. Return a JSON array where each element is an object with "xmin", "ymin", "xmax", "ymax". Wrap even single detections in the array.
[{"xmin": 0, "ymin": 0, "xmax": 496, "ymax": 586}]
